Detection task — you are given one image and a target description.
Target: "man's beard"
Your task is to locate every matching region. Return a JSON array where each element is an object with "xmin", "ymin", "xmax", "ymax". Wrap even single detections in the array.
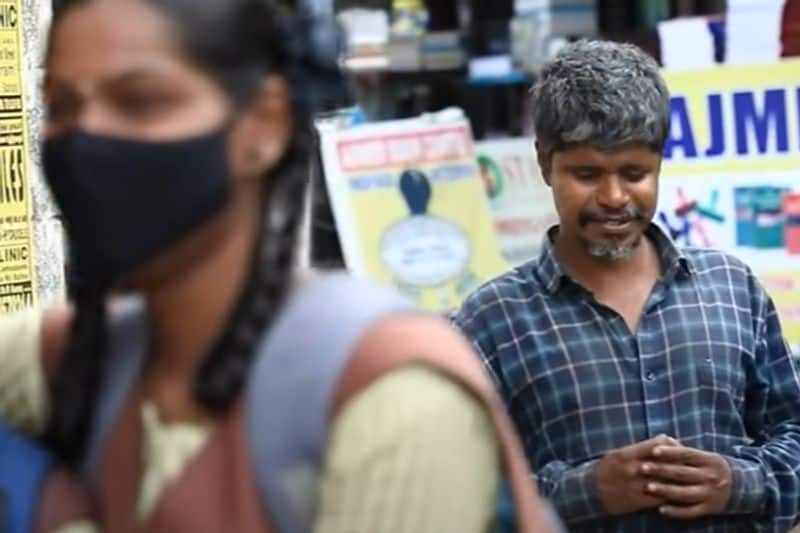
[
  {"xmin": 583, "ymin": 235, "xmax": 642, "ymax": 262},
  {"xmin": 577, "ymin": 206, "xmax": 645, "ymax": 261}
]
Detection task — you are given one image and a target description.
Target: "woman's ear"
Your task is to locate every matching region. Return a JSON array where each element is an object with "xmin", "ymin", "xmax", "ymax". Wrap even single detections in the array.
[{"xmin": 228, "ymin": 76, "xmax": 292, "ymax": 181}]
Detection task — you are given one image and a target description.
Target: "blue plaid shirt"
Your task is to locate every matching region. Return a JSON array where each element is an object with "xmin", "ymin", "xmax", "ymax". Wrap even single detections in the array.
[{"xmin": 452, "ymin": 225, "xmax": 800, "ymax": 532}]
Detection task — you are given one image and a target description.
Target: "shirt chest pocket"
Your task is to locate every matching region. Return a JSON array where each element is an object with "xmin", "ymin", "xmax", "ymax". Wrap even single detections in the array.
[
  {"xmin": 695, "ymin": 332, "xmax": 748, "ymax": 414},
  {"xmin": 679, "ymin": 289, "xmax": 755, "ymax": 418}
]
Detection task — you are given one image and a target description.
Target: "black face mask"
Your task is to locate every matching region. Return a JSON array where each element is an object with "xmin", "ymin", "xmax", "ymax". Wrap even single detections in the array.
[{"xmin": 43, "ymin": 129, "xmax": 232, "ymax": 291}]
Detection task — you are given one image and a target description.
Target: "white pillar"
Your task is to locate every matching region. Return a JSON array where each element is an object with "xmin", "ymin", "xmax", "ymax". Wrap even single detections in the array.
[{"xmin": 22, "ymin": 0, "xmax": 66, "ymax": 307}]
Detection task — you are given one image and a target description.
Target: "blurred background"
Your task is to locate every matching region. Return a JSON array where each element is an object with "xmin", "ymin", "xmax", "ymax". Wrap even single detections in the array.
[{"xmin": 4, "ymin": 0, "xmax": 800, "ymax": 352}]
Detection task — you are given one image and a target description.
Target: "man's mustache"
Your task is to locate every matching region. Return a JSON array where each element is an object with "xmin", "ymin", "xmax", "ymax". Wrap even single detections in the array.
[{"xmin": 579, "ymin": 207, "xmax": 643, "ymax": 227}]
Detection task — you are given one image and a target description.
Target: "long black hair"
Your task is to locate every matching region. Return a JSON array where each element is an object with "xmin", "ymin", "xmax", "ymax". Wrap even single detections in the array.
[{"xmin": 44, "ymin": 0, "xmax": 334, "ymax": 468}]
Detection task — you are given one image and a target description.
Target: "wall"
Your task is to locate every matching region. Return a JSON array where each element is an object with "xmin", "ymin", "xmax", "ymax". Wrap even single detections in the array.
[{"xmin": 22, "ymin": 0, "xmax": 65, "ymax": 305}]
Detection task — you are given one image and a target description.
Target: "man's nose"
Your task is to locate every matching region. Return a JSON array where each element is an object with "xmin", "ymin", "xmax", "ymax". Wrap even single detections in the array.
[{"xmin": 595, "ymin": 175, "xmax": 630, "ymax": 210}]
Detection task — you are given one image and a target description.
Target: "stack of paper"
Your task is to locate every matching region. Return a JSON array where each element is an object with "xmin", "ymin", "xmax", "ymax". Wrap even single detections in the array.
[
  {"xmin": 338, "ymin": 9, "xmax": 390, "ymax": 71},
  {"xmin": 726, "ymin": 0, "xmax": 785, "ymax": 65},
  {"xmin": 387, "ymin": 36, "xmax": 422, "ymax": 71},
  {"xmin": 511, "ymin": 0, "xmax": 597, "ymax": 73},
  {"xmin": 658, "ymin": 17, "xmax": 716, "ymax": 70},
  {"xmin": 469, "ymin": 55, "xmax": 515, "ymax": 80},
  {"xmin": 514, "ymin": 0, "xmax": 597, "ymax": 36},
  {"xmin": 421, "ymin": 32, "xmax": 465, "ymax": 70}
]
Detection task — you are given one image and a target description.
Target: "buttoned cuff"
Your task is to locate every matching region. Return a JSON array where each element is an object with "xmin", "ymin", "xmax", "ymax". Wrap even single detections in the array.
[
  {"xmin": 724, "ymin": 455, "xmax": 766, "ymax": 515},
  {"xmin": 551, "ymin": 459, "xmax": 607, "ymax": 523}
]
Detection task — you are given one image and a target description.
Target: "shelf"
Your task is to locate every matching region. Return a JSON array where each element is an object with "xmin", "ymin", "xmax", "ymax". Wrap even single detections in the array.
[{"xmin": 467, "ymin": 70, "xmax": 534, "ymax": 87}]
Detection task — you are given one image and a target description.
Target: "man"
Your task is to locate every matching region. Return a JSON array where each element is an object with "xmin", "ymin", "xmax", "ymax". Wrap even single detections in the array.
[{"xmin": 452, "ymin": 40, "xmax": 800, "ymax": 531}]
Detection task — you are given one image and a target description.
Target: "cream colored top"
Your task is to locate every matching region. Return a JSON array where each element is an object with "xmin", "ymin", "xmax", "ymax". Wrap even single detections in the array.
[
  {"xmin": 0, "ymin": 308, "xmax": 49, "ymax": 435},
  {"xmin": 0, "ymin": 308, "xmax": 501, "ymax": 533},
  {"xmin": 136, "ymin": 403, "xmax": 210, "ymax": 521}
]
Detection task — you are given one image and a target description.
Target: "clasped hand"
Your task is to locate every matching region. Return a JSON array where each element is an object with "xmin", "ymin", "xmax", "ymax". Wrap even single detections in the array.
[{"xmin": 593, "ymin": 435, "xmax": 732, "ymax": 519}]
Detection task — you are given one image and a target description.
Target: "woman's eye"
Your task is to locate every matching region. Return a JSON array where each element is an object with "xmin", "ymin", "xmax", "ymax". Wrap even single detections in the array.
[
  {"xmin": 45, "ymin": 101, "xmax": 67, "ymax": 121},
  {"xmin": 115, "ymin": 93, "xmax": 172, "ymax": 116},
  {"xmin": 45, "ymin": 95, "xmax": 78, "ymax": 123}
]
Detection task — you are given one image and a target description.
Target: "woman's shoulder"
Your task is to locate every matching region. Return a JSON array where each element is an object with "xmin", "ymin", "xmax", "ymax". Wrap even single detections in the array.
[
  {"xmin": 288, "ymin": 271, "xmax": 412, "ymax": 311},
  {"xmin": 335, "ymin": 363, "xmax": 496, "ymax": 433},
  {"xmin": 319, "ymin": 364, "xmax": 501, "ymax": 533},
  {"xmin": 0, "ymin": 305, "xmax": 70, "ymax": 435}
]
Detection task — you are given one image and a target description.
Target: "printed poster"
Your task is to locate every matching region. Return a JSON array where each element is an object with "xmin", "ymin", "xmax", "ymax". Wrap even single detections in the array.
[
  {"xmin": 475, "ymin": 138, "xmax": 558, "ymax": 265},
  {"xmin": 318, "ymin": 116, "xmax": 506, "ymax": 311},
  {"xmin": 0, "ymin": 0, "xmax": 35, "ymax": 313},
  {"xmin": 660, "ymin": 59, "xmax": 800, "ymax": 352}
]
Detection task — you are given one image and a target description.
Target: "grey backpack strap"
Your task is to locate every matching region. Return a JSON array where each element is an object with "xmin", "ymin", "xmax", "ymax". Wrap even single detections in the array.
[
  {"xmin": 245, "ymin": 273, "xmax": 415, "ymax": 533},
  {"xmin": 82, "ymin": 297, "xmax": 149, "ymax": 482}
]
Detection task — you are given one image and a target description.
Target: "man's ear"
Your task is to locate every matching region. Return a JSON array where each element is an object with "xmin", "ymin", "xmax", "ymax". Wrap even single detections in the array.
[{"xmin": 535, "ymin": 140, "xmax": 552, "ymax": 187}]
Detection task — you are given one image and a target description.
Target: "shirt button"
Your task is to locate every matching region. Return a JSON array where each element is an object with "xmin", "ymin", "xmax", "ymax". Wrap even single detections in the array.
[{"xmin": 646, "ymin": 372, "xmax": 656, "ymax": 382}]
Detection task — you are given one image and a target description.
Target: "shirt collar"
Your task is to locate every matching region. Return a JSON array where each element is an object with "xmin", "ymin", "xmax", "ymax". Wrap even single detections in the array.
[
  {"xmin": 534, "ymin": 226, "xmax": 569, "ymax": 294},
  {"xmin": 533, "ymin": 223, "xmax": 694, "ymax": 295},
  {"xmin": 650, "ymin": 222, "xmax": 695, "ymax": 281}
]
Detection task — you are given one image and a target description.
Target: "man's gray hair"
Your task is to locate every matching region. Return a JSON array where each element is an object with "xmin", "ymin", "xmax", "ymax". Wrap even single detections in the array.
[{"xmin": 531, "ymin": 40, "xmax": 670, "ymax": 158}]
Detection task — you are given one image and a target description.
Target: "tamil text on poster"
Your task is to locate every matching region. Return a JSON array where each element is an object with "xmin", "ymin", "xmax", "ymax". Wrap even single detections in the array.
[
  {"xmin": 0, "ymin": 0, "xmax": 36, "ymax": 313},
  {"xmin": 475, "ymin": 138, "xmax": 558, "ymax": 265}
]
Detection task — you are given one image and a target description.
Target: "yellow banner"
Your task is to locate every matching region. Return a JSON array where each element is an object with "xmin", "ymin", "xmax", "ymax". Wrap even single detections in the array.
[
  {"xmin": 0, "ymin": 0, "xmax": 36, "ymax": 313},
  {"xmin": 475, "ymin": 138, "xmax": 559, "ymax": 265},
  {"xmin": 319, "ymin": 119, "xmax": 506, "ymax": 310},
  {"xmin": 660, "ymin": 60, "xmax": 800, "ymax": 351},
  {"xmin": 761, "ymin": 272, "xmax": 800, "ymax": 350},
  {"xmin": 661, "ymin": 59, "xmax": 800, "ymax": 177}
]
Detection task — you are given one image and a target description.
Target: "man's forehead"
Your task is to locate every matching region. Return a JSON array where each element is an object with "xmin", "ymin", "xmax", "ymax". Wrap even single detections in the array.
[{"xmin": 552, "ymin": 143, "xmax": 661, "ymax": 164}]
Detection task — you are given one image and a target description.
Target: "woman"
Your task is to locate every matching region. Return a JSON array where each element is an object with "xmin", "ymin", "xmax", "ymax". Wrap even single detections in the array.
[{"xmin": 0, "ymin": 0, "xmax": 555, "ymax": 531}]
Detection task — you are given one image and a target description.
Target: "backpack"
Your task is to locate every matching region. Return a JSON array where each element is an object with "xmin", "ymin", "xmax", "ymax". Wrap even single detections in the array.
[
  {"xmin": 0, "ymin": 423, "xmax": 52, "ymax": 533},
  {"xmin": 53, "ymin": 275, "xmax": 561, "ymax": 532}
]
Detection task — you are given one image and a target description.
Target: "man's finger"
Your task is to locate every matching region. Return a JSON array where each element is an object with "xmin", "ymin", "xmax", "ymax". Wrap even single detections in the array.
[
  {"xmin": 641, "ymin": 462, "xmax": 713, "ymax": 484},
  {"xmin": 659, "ymin": 503, "xmax": 707, "ymax": 519},
  {"xmin": 645, "ymin": 482, "xmax": 708, "ymax": 504},
  {"xmin": 624, "ymin": 434, "xmax": 681, "ymax": 460},
  {"xmin": 632, "ymin": 481, "xmax": 668, "ymax": 507},
  {"xmin": 652, "ymin": 444, "xmax": 711, "ymax": 466}
]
